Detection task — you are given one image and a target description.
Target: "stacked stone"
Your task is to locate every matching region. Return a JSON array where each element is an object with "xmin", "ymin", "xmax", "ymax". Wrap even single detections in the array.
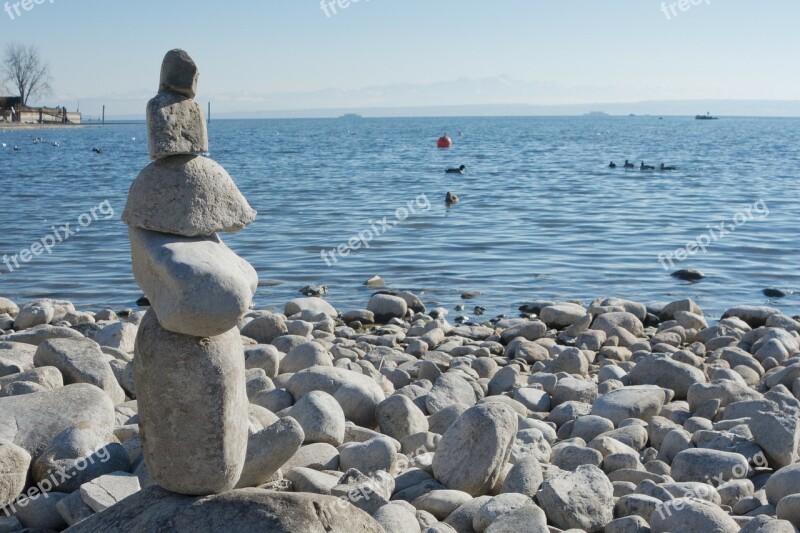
[{"xmin": 122, "ymin": 49, "xmax": 258, "ymax": 495}]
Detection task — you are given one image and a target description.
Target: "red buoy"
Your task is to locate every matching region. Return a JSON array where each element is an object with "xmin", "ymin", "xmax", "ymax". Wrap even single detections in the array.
[{"xmin": 437, "ymin": 135, "xmax": 453, "ymax": 149}]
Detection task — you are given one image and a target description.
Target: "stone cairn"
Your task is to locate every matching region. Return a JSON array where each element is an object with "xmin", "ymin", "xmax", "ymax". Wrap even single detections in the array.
[{"xmin": 121, "ymin": 49, "xmax": 258, "ymax": 495}]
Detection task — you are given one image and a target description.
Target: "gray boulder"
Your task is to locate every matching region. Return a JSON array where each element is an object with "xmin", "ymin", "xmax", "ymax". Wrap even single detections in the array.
[
  {"xmin": 133, "ymin": 310, "xmax": 249, "ymax": 495},
  {"xmin": 32, "ymin": 426, "xmax": 131, "ymax": 493},
  {"xmin": 236, "ymin": 417, "xmax": 304, "ymax": 488},
  {"xmin": 591, "ymin": 386, "xmax": 666, "ymax": 426},
  {"xmin": 377, "ymin": 394, "xmax": 429, "ymax": 441},
  {"xmin": 426, "ymin": 373, "xmax": 479, "ymax": 414},
  {"xmin": 671, "ymin": 448, "xmax": 750, "ymax": 485},
  {"xmin": 0, "ymin": 439, "xmax": 30, "ymax": 507},
  {"xmin": 281, "ymin": 342, "xmax": 332, "ymax": 374},
  {"xmin": 159, "ymin": 49, "xmax": 199, "ymax": 98},
  {"xmin": 79, "ymin": 471, "xmax": 141, "ymax": 512},
  {"xmin": 146, "ymin": 93, "xmax": 208, "ymax": 160},
  {"xmin": 432, "ymin": 403, "xmax": 518, "ymax": 496},
  {"xmin": 284, "ymin": 298, "xmax": 338, "ymax": 318},
  {"xmin": 241, "ymin": 317, "xmax": 288, "ymax": 345},
  {"xmin": 124, "ymin": 155, "xmax": 255, "ymax": 237},
  {"xmin": 0, "ymin": 384, "xmax": 115, "ymax": 458},
  {"xmin": 537, "ymin": 464, "xmax": 614, "ymax": 531},
  {"xmin": 93, "ymin": 322, "xmax": 138, "ymax": 353},
  {"xmin": 34, "ymin": 338, "xmax": 125, "ymax": 403},
  {"xmin": 64, "ymin": 486, "xmax": 384, "ymax": 532},
  {"xmin": 129, "ymin": 227, "xmax": 257, "ymax": 337},
  {"xmin": 629, "ymin": 353, "xmax": 706, "ymax": 400},
  {"xmin": 540, "ymin": 303, "xmax": 588, "ymax": 328},
  {"xmin": 286, "ymin": 390, "xmax": 345, "ymax": 446},
  {"xmin": 368, "ymin": 294, "xmax": 408, "ymax": 323},
  {"xmin": 286, "ymin": 366, "xmax": 385, "ymax": 427},
  {"xmin": 650, "ymin": 497, "xmax": 739, "ymax": 533},
  {"xmin": 765, "ymin": 463, "xmax": 800, "ymax": 505}
]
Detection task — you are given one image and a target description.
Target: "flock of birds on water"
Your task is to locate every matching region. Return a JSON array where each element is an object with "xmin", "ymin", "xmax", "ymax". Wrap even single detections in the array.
[
  {"xmin": 609, "ymin": 159, "xmax": 677, "ymax": 171},
  {"xmin": 1, "ymin": 135, "xmax": 138, "ymax": 152}
]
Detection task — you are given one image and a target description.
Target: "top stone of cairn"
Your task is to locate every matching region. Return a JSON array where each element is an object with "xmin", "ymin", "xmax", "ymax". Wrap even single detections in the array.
[{"xmin": 160, "ymin": 49, "xmax": 199, "ymax": 99}]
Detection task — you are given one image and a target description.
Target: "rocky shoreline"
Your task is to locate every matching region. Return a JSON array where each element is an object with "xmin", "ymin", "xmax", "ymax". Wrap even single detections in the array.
[{"xmin": 0, "ymin": 291, "xmax": 799, "ymax": 532}]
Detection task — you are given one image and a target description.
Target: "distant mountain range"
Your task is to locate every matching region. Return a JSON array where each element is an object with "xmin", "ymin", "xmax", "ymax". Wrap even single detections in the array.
[{"xmin": 53, "ymin": 75, "xmax": 800, "ymax": 120}]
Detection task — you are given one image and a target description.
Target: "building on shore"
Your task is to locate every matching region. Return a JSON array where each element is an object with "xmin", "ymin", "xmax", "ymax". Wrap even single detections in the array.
[{"xmin": 0, "ymin": 96, "xmax": 81, "ymax": 124}]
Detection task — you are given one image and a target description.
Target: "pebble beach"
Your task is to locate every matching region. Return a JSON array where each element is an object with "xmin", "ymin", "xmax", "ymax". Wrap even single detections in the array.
[{"xmin": 2, "ymin": 288, "xmax": 800, "ymax": 532}]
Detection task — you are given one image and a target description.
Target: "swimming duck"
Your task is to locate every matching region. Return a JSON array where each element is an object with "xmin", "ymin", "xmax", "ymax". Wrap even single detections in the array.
[
  {"xmin": 660, "ymin": 163, "xmax": 677, "ymax": 171},
  {"xmin": 13, "ymin": 145, "xmax": 19, "ymax": 151},
  {"xmin": 623, "ymin": 160, "xmax": 635, "ymax": 169},
  {"xmin": 92, "ymin": 147, "xmax": 103, "ymax": 154},
  {"xmin": 446, "ymin": 165, "xmax": 466, "ymax": 174},
  {"xmin": 445, "ymin": 191, "xmax": 460, "ymax": 205},
  {"xmin": 608, "ymin": 161, "xmax": 617, "ymax": 169},
  {"xmin": 641, "ymin": 162, "xmax": 655, "ymax": 171}
]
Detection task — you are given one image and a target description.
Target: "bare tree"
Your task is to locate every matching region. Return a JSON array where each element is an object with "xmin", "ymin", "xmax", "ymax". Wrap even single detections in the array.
[{"xmin": 2, "ymin": 42, "xmax": 52, "ymax": 106}]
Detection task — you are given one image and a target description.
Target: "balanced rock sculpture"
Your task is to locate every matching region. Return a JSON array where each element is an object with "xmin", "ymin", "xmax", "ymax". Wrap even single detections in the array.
[{"xmin": 123, "ymin": 49, "xmax": 256, "ymax": 495}]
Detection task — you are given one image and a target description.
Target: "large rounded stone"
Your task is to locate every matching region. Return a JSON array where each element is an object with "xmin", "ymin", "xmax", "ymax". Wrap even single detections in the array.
[
  {"xmin": 339, "ymin": 436, "xmax": 397, "ymax": 474},
  {"xmin": 765, "ymin": 463, "xmax": 800, "ymax": 505},
  {"xmin": 31, "ymin": 426, "xmax": 131, "ymax": 493},
  {"xmin": 591, "ymin": 386, "xmax": 666, "ymax": 426},
  {"xmin": 651, "ymin": 497, "xmax": 739, "ymax": 533},
  {"xmin": 286, "ymin": 391, "xmax": 345, "ymax": 446},
  {"xmin": 426, "ymin": 373, "xmax": 479, "ymax": 414},
  {"xmin": 592, "ymin": 312, "xmax": 644, "ymax": 337},
  {"xmin": 236, "ymin": 417, "xmax": 304, "ymax": 488},
  {"xmin": 285, "ymin": 298, "xmax": 338, "ymax": 319},
  {"xmin": 281, "ymin": 342, "xmax": 332, "ymax": 374},
  {"xmin": 0, "ymin": 439, "xmax": 30, "ymax": 507},
  {"xmin": 34, "ymin": 337, "xmax": 125, "ymax": 404},
  {"xmin": 688, "ymin": 380, "xmax": 763, "ymax": 412},
  {"xmin": 537, "ymin": 464, "xmax": 614, "ymax": 531},
  {"xmin": 125, "ymin": 155, "xmax": 255, "ymax": 235},
  {"xmin": 159, "ymin": 49, "xmax": 199, "ymax": 98},
  {"xmin": 629, "ymin": 354, "xmax": 706, "ymax": 400},
  {"xmin": 128, "ymin": 227, "xmax": 257, "ymax": 337},
  {"xmin": 286, "ymin": 367, "xmax": 385, "ymax": 427},
  {"xmin": 500, "ymin": 455, "xmax": 543, "ymax": 497},
  {"xmin": 133, "ymin": 310, "xmax": 249, "ymax": 495},
  {"xmin": 0, "ymin": 384, "xmax": 115, "ymax": 458},
  {"xmin": 671, "ymin": 448, "xmax": 750, "ymax": 485},
  {"xmin": 0, "ymin": 342, "xmax": 36, "ymax": 377},
  {"xmin": 540, "ymin": 303, "xmax": 588, "ymax": 328},
  {"xmin": 377, "ymin": 394, "xmax": 429, "ymax": 441},
  {"xmin": 64, "ymin": 486, "xmax": 384, "ymax": 532},
  {"xmin": 432, "ymin": 403, "xmax": 518, "ymax": 496},
  {"xmin": 367, "ymin": 294, "xmax": 408, "ymax": 323},
  {"xmin": 241, "ymin": 316, "xmax": 288, "ymax": 345}
]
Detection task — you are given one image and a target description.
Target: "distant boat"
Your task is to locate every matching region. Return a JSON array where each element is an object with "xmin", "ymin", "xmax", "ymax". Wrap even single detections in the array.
[
  {"xmin": 696, "ymin": 112, "xmax": 719, "ymax": 120},
  {"xmin": 339, "ymin": 113, "xmax": 363, "ymax": 120},
  {"xmin": 584, "ymin": 111, "xmax": 609, "ymax": 117}
]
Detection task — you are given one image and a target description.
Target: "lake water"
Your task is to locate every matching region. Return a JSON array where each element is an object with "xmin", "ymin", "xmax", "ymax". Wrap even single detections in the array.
[{"xmin": 1, "ymin": 116, "xmax": 798, "ymax": 319}]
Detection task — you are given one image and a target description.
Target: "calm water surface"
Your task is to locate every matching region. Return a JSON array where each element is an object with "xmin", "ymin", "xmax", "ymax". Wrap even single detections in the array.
[{"xmin": 1, "ymin": 116, "xmax": 798, "ymax": 319}]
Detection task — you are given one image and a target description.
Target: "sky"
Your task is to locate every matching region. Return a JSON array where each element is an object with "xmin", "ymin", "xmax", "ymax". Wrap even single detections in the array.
[{"xmin": 1, "ymin": 0, "xmax": 799, "ymax": 117}]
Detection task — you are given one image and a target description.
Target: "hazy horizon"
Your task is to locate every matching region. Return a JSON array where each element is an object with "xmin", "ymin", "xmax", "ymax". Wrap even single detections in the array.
[{"xmin": 2, "ymin": 1, "xmax": 799, "ymax": 118}]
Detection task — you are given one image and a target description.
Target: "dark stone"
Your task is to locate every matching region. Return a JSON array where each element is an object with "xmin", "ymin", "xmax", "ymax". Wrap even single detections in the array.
[{"xmin": 671, "ymin": 269, "xmax": 705, "ymax": 282}]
